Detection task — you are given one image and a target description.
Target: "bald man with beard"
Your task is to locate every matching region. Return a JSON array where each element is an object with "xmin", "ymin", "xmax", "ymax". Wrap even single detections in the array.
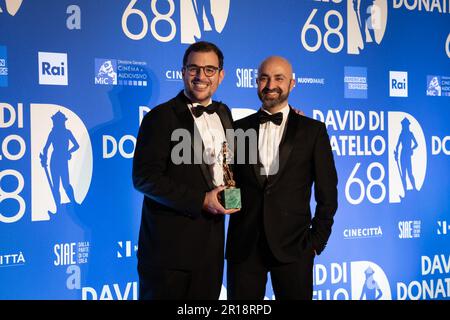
[{"xmin": 226, "ymin": 56, "xmax": 338, "ymax": 300}]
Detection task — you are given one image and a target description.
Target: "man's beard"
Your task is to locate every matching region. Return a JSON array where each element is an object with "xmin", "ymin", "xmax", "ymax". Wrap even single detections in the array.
[{"xmin": 258, "ymin": 88, "xmax": 290, "ymax": 109}]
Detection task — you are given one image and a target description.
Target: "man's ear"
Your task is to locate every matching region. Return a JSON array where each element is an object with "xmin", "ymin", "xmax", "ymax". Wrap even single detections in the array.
[
  {"xmin": 218, "ymin": 69, "xmax": 225, "ymax": 84},
  {"xmin": 289, "ymin": 78, "xmax": 295, "ymax": 92}
]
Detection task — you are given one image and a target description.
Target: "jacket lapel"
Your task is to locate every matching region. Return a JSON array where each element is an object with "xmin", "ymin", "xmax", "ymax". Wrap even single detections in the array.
[
  {"xmin": 247, "ymin": 114, "xmax": 267, "ymax": 189},
  {"xmin": 216, "ymin": 103, "xmax": 233, "ymax": 133},
  {"xmin": 267, "ymin": 108, "xmax": 300, "ymax": 188},
  {"xmin": 173, "ymin": 91, "xmax": 215, "ymax": 190},
  {"xmin": 216, "ymin": 102, "xmax": 234, "ymax": 152}
]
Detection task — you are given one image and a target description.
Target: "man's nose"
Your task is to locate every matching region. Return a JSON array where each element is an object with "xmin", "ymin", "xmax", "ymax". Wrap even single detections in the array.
[
  {"xmin": 194, "ymin": 67, "xmax": 208, "ymax": 80},
  {"xmin": 265, "ymin": 78, "xmax": 276, "ymax": 89}
]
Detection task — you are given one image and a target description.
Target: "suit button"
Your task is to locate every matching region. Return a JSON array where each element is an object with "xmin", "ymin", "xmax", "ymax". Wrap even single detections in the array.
[{"xmin": 266, "ymin": 189, "xmax": 271, "ymax": 195}]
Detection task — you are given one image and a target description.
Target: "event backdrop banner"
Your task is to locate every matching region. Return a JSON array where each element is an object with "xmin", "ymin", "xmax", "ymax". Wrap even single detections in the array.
[{"xmin": 1, "ymin": 0, "xmax": 449, "ymax": 300}]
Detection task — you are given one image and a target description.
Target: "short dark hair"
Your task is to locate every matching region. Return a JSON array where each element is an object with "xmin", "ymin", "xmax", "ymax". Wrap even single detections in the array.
[{"xmin": 182, "ymin": 41, "xmax": 224, "ymax": 69}]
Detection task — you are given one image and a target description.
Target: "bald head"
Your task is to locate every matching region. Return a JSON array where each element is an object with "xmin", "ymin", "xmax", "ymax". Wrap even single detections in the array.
[
  {"xmin": 257, "ymin": 56, "xmax": 295, "ymax": 112},
  {"xmin": 258, "ymin": 56, "xmax": 293, "ymax": 77}
]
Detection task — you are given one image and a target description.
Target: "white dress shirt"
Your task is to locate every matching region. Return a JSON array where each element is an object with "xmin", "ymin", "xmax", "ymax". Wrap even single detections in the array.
[
  {"xmin": 258, "ymin": 103, "xmax": 290, "ymax": 176},
  {"xmin": 187, "ymin": 99, "xmax": 226, "ymax": 187}
]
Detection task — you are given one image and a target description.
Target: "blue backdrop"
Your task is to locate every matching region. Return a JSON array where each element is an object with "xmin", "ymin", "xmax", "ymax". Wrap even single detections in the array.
[{"xmin": 1, "ymin": 0, "xmax": 449, "ymax": 300}]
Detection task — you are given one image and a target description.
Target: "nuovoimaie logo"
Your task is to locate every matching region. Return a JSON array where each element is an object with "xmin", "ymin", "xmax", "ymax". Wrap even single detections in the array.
[
  {"xmin": 180, "ymin": 0, "xmax": 230, "ymax": 43},
  {"xmin": 0, "ymin": 0, "xmax": 23, "ymax": 16},
  {"xmin": 31, "ymin": 104, "xmax": 93, "ymax": 221},
  {"xmin": 347, "ymin": 0, "xmax": 388, "ymax": 54}
]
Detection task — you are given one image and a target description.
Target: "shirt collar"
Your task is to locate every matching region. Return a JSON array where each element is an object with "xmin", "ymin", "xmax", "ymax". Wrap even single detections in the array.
[
  {"xmin": 184, "ymin": 90, "xmax": 213, "ymax": 108},
  {"xmin": 260, "ymin": 102, "xmax": 290, "ymax": 118}
]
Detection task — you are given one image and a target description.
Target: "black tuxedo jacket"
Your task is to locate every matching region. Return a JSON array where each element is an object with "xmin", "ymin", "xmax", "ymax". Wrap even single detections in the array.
[
  {"xmin": 226, "ymin": 108, "xmax": 338, "ymax": 263},
  {"xmin": 133, "ymin": 91, "xmax": 234, "ymax": 270}
]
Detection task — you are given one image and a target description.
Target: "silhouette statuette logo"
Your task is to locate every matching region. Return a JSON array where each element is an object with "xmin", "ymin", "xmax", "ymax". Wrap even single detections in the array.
[
  {"xmin": 31, "ymin": 104, "xmax": 93, "ymax": 222},
  {"xmin": 40, "ymin": 111, "xmax": 80, "ymax": 215},
  {"xmin": 0, "ymin": 0, "xmax": 23, "ymax": 16}
]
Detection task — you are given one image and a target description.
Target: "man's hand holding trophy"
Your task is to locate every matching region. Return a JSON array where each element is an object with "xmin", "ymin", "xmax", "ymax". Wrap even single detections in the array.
[{"xmin": 219, "ymin": 141, "xmax": 241, "ymax": 210}]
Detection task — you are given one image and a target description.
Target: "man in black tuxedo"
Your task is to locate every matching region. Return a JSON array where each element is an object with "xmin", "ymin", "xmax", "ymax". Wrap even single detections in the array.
[
  {"xmin": 226, "ymin": 56, "xmax": 338, "ymax": 300},
  {"xmin": 133, "ymin": 41, "xmax": 239, "ymax": 300}
]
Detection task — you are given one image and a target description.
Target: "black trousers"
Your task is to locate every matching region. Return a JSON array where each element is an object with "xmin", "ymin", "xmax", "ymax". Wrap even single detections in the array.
[
  {"xmin": 227, "ymin": 232, "xmax": 314, "ymax": 300},
  {"xmin": 138, "ymin": 238, "xmax": 223, "ymax": 300}
]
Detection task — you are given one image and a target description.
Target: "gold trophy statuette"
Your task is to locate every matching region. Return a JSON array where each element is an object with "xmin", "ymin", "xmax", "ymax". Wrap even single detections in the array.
[{"xmin": 219, "ymin": 141, "xmax": 241, "ymax": 209}]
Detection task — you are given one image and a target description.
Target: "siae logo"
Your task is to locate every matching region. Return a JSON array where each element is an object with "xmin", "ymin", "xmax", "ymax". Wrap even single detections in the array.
[
  {"xmin": 398, "ymin": 220, "xmax": 421, "ymax": 239},
  {"xmin": 0, "ymin": 0, "xmax": 23, "ymax": 16},
  {"xmin": 121, "ymin": 0, "xmax": 230, "ymax": 43}
]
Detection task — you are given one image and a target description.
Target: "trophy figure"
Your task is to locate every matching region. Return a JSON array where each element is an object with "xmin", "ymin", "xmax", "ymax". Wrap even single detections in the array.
[{"xmin": 219, "ymin": 141, "xmax": 241, "ymax": 209}]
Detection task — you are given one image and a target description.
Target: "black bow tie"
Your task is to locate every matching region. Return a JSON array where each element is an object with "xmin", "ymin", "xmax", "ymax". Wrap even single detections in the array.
[
  {"xmin": 192, "ymin": 103, "xmax": 219, "ymax": 118},
  {"xmin": 258, "ymin": 110, "xmax": 283, "ymax": 126}
]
